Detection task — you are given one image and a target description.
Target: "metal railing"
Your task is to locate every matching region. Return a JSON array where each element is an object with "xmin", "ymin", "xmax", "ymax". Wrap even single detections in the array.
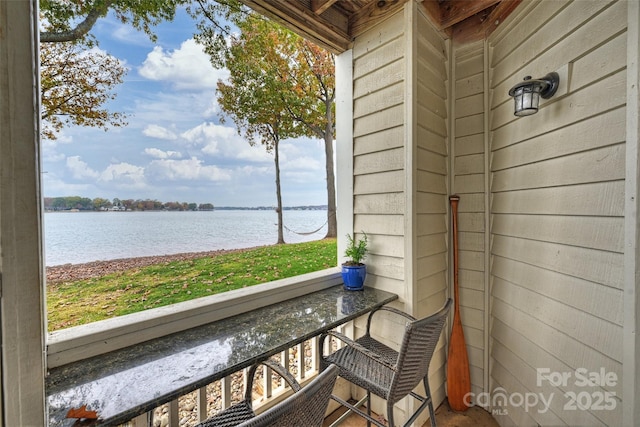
[{"xmin": 122, "ymin": 323, "xmax": 350, "ymax": 427}]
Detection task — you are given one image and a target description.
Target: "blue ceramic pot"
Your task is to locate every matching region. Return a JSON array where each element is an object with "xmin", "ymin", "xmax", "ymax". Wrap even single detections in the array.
[{"xmin": 341, "ymin": 264, "xmax": 366, "ymax": 291}]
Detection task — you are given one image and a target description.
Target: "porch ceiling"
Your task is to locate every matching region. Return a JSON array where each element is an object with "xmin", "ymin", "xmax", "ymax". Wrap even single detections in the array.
[{"xmin": 237, "ymin": 0, "xmax": 522, "ymax": 53}]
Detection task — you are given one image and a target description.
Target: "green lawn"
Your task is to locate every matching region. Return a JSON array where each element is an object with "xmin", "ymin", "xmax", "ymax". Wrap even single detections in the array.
[{"xmin": 47, "ymin": 239, "xmax": 337, "ymax": 331}]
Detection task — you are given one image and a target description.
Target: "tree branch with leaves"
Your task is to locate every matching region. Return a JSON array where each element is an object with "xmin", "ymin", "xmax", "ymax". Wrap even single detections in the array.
[
  {"xmin": 40, "ymin": 0, "xmax": 188, "ymax": 43},
  {"xmin": 38, "ymin": 0, "xmax": 191, "ymax": 138},
  {"xmin": 40, "ymin": 39, "xmax": 128, "ymax": 140}
]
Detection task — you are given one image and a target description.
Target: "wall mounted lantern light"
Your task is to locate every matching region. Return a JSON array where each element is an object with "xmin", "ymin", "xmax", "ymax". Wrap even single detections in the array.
[{"xmin": 508, "ymin": 72, "xmax": 560, "ymax": 117}]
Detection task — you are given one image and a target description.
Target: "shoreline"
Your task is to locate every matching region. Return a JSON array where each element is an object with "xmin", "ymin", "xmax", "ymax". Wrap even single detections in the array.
[{"xmin": 46, "ymin": 246, "xmax": 264, "ymax": 284}]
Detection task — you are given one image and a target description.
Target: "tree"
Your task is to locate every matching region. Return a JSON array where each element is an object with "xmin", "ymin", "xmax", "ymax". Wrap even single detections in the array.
[
  {"xmin": 277, "ymin": 35, "xmax": 336, "ymax": 238},
  {"xmin": 52, "ymin": 198, "xmax": 68, "ymax": 211},
  {"xmin": 216, "ymin": 14, "xmax": 303, "ymax": 244},
  {"xmin": 194, "ymin": 4, "xmax": 337, "ymax": 238},
  {"xmin": 38, "ymin": 1, "xmax": 190, "ymax": 138},
  {"xmin": 189, "ymin": 0, "xmax": 246, "ymax": 68},
  {"xmin": 40, "ymin": 39, "xmax": 127, "ymax": 140},
  {"xmin": 40, "ymin": 0, "xmax": 187, "ymax": 43},
  {"xmin": 121, "ymin": 199, "xmax": 135, "ymax": 210},
  {"xmin": 92, "ymin": 197, "xmax": 112, "ymax": 210}
]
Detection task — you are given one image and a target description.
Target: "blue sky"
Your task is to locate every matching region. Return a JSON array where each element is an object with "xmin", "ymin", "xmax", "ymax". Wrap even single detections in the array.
[{"xmin": 41, "ymin": 8, "xmax": 330, "ymax": 207}]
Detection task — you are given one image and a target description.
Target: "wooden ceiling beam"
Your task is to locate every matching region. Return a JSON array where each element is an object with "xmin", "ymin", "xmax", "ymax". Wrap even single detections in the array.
[
  {"xmin": 237, "ymin": 0, "xmax": 351, "ymax": 53},
  {"xmin": 422, "ymin": 0, "xmax": 443, "ymax": 26},
  {"xmin": 311, "ymin": 0, "xmax": 338, "ymax": 15},
  {"xmin": 237, "ymin": 0, "xmax": 521, "ymax": 51},
  {"xmin": 439, "ymin": 0, "xmax": 501, "ymax": 29},
  {"xmin": 482, "ymin": 0, "xmax": 522, "ymax": 34},
  {"xmin": 451, "ymin": 0, "xmax": 521, "ymax": 44},
  {"xmin": 349, "ymin": 0, "xmax": 409, "ymax": 39}
]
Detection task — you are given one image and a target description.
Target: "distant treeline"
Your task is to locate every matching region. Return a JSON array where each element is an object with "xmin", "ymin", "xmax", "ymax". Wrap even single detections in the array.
[
  {"xmin": 215, "ymin": 205, "xmax": 327, "ymax": 211},
  {"xmin": 43, "ymin": 196, "xmax": 214, "ymax": 212}
]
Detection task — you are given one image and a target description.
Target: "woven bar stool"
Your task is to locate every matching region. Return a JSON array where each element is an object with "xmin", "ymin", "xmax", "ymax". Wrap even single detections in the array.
[
  {"xmin": 320, "ymin": 299, "xmax": 452, "ymax": 427},
  {"xmin": 197, "ymin": 360, "xmax": 338, "ymax": 427}
]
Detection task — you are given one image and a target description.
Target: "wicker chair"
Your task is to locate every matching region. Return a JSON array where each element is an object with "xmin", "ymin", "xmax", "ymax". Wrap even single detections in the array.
[
  {"xmin": 320, "ymin": 299, "xmax": 452, "ymax": 427},
  {"xmin": 197, "ymin": 360, "xmax": 338, "ymax": 427}
]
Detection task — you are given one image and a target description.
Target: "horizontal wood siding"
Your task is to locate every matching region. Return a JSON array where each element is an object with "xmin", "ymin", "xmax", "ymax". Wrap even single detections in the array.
[
  {"xmin": 488, "ymin": 1, "xmax": 625, "ymax": 425},
  {"xmin": 351, "ymin": 6, "xmax": 451, "ymax": 425},
  {"xmin": 353, "ymin": 10, "xmax": 406, "ymax": 301},
  {"xmin": 452, "ymin": 40, "xmax": 487, "ymax": 400},
  {"xmin": 415, "ymin": 6, "xmax": 450, "ymax": 417},
  {"xmin": 352, "ymin": 9, "xmax": 410, "ymax": 423}
]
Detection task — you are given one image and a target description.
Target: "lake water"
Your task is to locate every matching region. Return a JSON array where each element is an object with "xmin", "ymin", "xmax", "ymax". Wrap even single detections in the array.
[{"xmin": 44, "ymin": 210, "xmax": 328, "ymax": 266}]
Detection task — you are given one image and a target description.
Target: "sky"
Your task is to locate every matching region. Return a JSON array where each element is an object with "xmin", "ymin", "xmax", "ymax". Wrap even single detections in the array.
[{"xmin": 41, "ymin": 8, "xmax": 330, "ymax": 208}]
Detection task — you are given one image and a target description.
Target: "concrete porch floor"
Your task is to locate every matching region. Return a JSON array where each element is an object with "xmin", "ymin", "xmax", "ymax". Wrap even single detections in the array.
[{"xmin": 323, "ymin": 398, "xmax": 500, "ymax": 427}]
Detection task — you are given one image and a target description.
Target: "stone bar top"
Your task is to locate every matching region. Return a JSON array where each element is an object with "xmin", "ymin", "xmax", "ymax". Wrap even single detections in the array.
[{"xmin": 46, "ymin": 285, "xmax": 398, "ymax": 426}]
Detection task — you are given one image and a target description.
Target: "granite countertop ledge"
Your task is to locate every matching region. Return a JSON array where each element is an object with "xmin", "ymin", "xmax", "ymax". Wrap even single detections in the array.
[{"xmin": 46, "ymin": 285, "xmax": 398, "ymax": 427}]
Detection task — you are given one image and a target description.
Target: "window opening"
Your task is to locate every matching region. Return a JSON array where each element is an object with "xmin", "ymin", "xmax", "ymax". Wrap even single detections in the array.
[{"xmin": 40, "ymin": 4, "xmax": 337, "ymax": 332}]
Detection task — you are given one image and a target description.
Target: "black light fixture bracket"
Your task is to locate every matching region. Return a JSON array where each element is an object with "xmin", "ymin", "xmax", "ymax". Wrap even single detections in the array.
[{"xmin": 508, "ymin": 72, "xmax": 560, "ymax": 99}]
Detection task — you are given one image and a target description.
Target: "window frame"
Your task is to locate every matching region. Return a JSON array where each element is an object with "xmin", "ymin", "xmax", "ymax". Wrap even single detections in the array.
[{"xmin": 46, "ymin": 267, "xmax": 342, "ymax": 368}]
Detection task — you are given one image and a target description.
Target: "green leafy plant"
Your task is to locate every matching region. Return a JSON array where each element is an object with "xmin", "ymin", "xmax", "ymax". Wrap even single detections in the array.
[{"xmin": 343, "ymin": 232, "xmax": 368, "ymax": 265}]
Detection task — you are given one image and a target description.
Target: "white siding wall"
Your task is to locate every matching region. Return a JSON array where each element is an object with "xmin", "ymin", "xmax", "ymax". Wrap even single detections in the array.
[
  {"xmin": 350, "ymin": 3, "xmax": 449, "ymax": 424},
  {"xmin": 414, "ymin": 4, "xmax": 450, "ymax": 412},
  {"xmin": 487, "ymin": 1, "xmax": 625, "ymax": 425},
  {"xmin": 452, "ymin": 40, "xmax": 488, "ymax": 402},
  {"xmin": 352, "ymin": 9, "xmax": 410, "ymax": 421},
  {"xmin": 353, "ymin": 9, "xmax": 406, "ymax": 300}
]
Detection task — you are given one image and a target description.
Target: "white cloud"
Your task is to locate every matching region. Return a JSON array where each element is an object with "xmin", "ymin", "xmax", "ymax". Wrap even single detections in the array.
[
  {"xmin": 236, "ymin": 144, "xmax": 274, "ymax": 163},
  {"xmin": 180, "ymin": 122, "xmax": 274, "ymax": 162},
  {"xmin": 143, "ymin": 124, "xmax": 178, "ymax": 140},
  {"xmin": 234, "ymin": 165, "xmax": 273, "ymax": 177},
  {"xmin": 282, "ymin": 155, "xmax": 322, "ymax": 171},
  {"xmin": 144, "ymin": 148, "xmax": 182, "ymax": 159},
  {"xmin": 147, "ymin": 157, "xmax": 231, "ymax": 182},
  {"xmin": 131, "ymin": 92, "xmax": 219, "ymax": 128},
  {"xmin": 202, "ymin": 99, "xmax": 221, "ymax": 118},
  {"xmin": 99, "ymin": 162, "xmax": 146, "ymax": 188},
  {"xmin": 56, "ymin": 133, "xmax": 74, "ymax": 145},
  {"xmin": 103, "ymin": 20, "xmax": 151, "ymax": 47},
  {"xmin": 42, "ymin": 141, "xmax": 66, "ymax": 162},
  {"xmin": 79, "ymin": 46, "xmax": 129, "ymax": 71},
  {"xmin": 42, "ymin": 173, "xmax": 95, "ymax": 195},
  {"xmin": 44, "ymin": 151, "xmax": 66, "ymax": 163},
  {"xmin": 66, "ymin": 156, "xmax": 100, "ymax": 179},
  {"xmin": 139, "ymin": 39, "xmax": 228, "ymax": 91},
  {"xmin": 42, "ymin": 130, "xmax": 74, "ymax": 162},
  {"xmin": 180, "ymin": 122, "xmax": 235, "ymax": 153}
]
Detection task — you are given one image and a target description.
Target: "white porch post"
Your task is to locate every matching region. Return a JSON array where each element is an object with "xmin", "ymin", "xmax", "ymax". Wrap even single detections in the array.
[
  {"xmin": 336, "ymin": 50, "xmax": 354, "ymax": 262},
  {"xmin": 624, "ymin": 0, "xmax": 640, "ymax": 425},
  {"xmin": 0, "ymin": 0, "xmax": 47, "ymax": 424}
]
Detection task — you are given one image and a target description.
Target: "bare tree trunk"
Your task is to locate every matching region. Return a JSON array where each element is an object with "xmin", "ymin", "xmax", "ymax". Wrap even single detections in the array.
[
  {"xmin": 274, "ymin": 139, "xmax": 285, "ymax": 244},
  {"xmin": 324, "ymin": 99, "xmax": 337, "ymax": 238},
  {"xmin": 324, "ymin": 134, "xmax": 337, "ymax": 238}
]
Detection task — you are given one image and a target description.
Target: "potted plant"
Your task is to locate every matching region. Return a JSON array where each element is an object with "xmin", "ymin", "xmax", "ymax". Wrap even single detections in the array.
[{"xmin": 341, "ymin": 232, "xmax": 368, "ymax": 291}]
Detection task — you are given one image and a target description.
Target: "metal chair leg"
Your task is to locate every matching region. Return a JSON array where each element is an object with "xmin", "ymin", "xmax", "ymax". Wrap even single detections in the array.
[
  {"xmin": 328, "ymin": 394, "xmax": 386, "ymax": 427},
  {"xmin": 387, "ymin": 400, "xmax": 394, "ymax": 427},
  {"xmin": 424, "ymin": 377, "xmax": 436, "ymax": 427},
  {"xmin": 366, "ymin": 390, "xmax": 372, "ymax": 427}
]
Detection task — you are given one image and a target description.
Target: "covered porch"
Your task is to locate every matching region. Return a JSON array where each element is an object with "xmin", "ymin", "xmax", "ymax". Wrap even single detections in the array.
[{"xmin": 0, "ymin": 0, "xmax": 638, "ymax": 426}]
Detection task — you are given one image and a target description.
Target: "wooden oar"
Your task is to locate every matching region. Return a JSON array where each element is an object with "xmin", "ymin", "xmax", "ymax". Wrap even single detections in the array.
[{"xmin": 447, "ymin": 195, "xmax": 471, "ymax": 411}]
